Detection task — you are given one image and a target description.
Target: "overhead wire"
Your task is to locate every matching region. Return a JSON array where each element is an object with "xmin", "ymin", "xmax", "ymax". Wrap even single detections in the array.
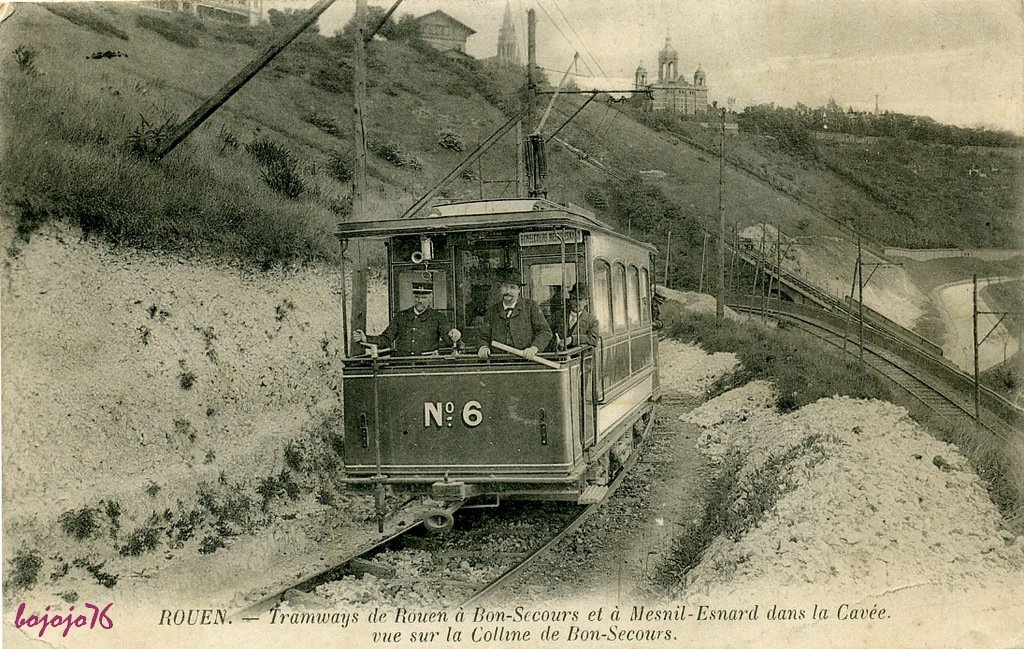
[{"xmin": 548, "ymin": 0, "xmax": 607, "ymax": 79}]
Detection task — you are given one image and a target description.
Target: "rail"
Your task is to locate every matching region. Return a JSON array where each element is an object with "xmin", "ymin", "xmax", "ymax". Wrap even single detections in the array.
[{"xmin": 730, "ymin": 298, "xmax": 1022, "ymax": 430}]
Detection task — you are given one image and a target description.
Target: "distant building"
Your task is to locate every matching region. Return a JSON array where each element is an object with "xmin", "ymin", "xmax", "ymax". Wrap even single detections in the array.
[
  {"xmin": 633, "ymin": 37, "xmax": 708, "ymax": 115},
  {"xmin": 147, "ymin": 0, "xmax": 317, "ymax": 26},
  {"xmin": 496, "ymin": 1, "xmax": 520, "ymax": 66},
  {"xmin": 415, "ymin": 10, "xmax": 476, "ymax": 55}
]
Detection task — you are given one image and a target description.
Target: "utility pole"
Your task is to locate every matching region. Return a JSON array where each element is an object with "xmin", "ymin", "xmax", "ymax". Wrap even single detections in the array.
[
  {"xmin": 857, "ymin": 236, "xmax": 864, "ymax": 362},
  {"xmin": 699, "ymin": 231, "xmax": 708, "ymax": 293},
  {"xmin": 972, "ymin": 276, "xmax": 1023, "ymax": 422},
  {"xmin": 716, "ymin": 107, "xmax": 726, "ymax": 323},
  {"xmin": 775, "ymin": 223, "xmax": 782, "ymax": 313},
  {"xmin": 973, "ymin": 274, "xmax": 980, "ymax": 421},
  {"xmin": 349, "ymin": 0, "xmax": 369, "ymax": 353},
  {"xmin": 664, "ymin": 229, "xmax": 672, "ymax": 288}
]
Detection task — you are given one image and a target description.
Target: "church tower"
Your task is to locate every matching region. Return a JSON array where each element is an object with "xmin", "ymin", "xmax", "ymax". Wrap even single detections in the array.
[
  {"xmin": 657, "ymin": 36, "xmax": 678, "ymax": 83},
  {"xmin": 496, "ymin": 1, "xmax": 520, "ymax": 66},
  {"xmin": 694, "ymin": 64, "xmax": 706, "ymax": 86},
  {"xmin": 634, "ymin": 61, "xmax": 648, "ymax": 88}
]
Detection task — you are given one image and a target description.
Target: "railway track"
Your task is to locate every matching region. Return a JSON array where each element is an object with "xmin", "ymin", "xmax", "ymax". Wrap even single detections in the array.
[
  {"xmin": 233, "ymin": 412, "xmax": 655, "ymax": 618},
  {"xmin": 732, "ymin": 305, "xmax": 1020, "ymax": 443}
]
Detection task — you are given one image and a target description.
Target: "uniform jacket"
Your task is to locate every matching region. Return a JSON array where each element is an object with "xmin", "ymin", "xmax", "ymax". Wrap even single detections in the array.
[
  {"xmin": 480, "ymin": 297, "xmax": 552, "ymax": 352},
  {"xmin": 369, "ymin": 307, "xmax": 453, "ymax": 355}
]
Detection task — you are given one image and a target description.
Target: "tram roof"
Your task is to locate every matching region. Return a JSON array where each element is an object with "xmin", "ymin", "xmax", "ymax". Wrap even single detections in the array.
[{"xmin": 335, "ymin": 198, "xmax": 655, "ymax": 251}]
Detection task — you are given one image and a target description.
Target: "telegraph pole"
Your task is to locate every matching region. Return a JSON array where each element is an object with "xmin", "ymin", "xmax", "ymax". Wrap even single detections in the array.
[
  {"xmin": 857, "ymin": 236, "xmax": 865, "ymax": 361},
  {"xmin": 349, "ymin": 0, "xmax": 369, "ymax": 352},
  {"xmin": 973, "ymin": 274, "xmax": 980, "ymax": 420}
]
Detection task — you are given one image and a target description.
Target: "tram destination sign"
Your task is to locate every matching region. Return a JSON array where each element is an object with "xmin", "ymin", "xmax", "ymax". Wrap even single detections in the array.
[{"xmin": 519, "ymin": 230, "xmax": 584, "ymax": 246}]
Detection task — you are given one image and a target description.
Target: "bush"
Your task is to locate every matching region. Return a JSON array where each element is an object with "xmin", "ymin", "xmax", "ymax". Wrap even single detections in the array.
[
  {"xmin": 245, "ymin": 137, "xmax": 305, "ymax": 198},
  {"xmin": 303, "ymin": 112, "xmax": 342, "ymax": 136},
  {"xmin": 58, "ymin": 507, "xmax": 100, "ymax": 540},
  {"xmin": 7, "ymin": 551, "xmax": 43, "ymax": 591},
  {"xmin": 370, "ymin": 139, "xmax": 421, "ymax": 170},
  {"xmin": 436, "ymin": 129, "xmax": 465, "ymax": 152},
  {"xmin": 665, "ymin": 312, "xmax": 892, "ymax": 411},
  {"xmin": 135, "ymin": 14, "xmax": 200, "ymax": 48},
  {"xmin": 42, "ymin": 4, "xmax": 129, "ymax": 40},
  {"xmin": 326, "ymin": 152, "xmax": 353, "ymax": 182}
]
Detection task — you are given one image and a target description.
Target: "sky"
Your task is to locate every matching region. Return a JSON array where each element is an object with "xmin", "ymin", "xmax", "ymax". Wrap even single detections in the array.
[{"xmin": 317, "ymin": 0, "xmax": 1024, "ymax": 133}]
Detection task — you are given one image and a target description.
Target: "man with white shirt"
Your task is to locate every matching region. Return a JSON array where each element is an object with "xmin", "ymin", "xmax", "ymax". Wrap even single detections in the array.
[{"xmin": 476, "ymin": 268, "xmax": 552, "ymax": 360}]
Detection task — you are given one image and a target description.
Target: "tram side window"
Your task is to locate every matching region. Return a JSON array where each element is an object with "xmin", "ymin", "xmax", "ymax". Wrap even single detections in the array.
[
  {"xmin": 640, "ymin": 267, "xmax": 650, "ymax": 323},
  {"xmin": 627, "ymin": 265, "xmax": 640, "ymax": 327},
  {"xmin": 528, "ymin": 263, "xmax": 578, "ymax": 319},
  {"xmin": 593, "ymin": 261, "xmax": 612, "ymax": 335},
  {"xmin": 611, "ymin": 262, "xmax": 627, "ymax": 332}
]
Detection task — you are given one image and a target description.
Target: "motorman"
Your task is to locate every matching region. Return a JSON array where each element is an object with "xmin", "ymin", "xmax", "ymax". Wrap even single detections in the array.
[{"xmin": 355, "ymin": 281, "xmax": 461, "ymax": 355}]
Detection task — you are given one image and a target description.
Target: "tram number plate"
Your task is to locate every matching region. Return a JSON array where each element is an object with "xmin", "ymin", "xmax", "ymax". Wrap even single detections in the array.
[{"xmin": 424, "ymin": 401, "xmax": 482, "ymax": 428}]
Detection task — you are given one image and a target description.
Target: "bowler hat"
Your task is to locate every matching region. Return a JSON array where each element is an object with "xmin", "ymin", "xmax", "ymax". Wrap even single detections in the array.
[{"xmin": 496, "ymin": 267, "xmax": 525, "ymax": 286}]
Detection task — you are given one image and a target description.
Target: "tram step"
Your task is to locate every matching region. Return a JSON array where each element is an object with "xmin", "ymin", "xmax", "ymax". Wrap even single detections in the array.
[{"xmin": 578, "ymin": 485, "xmax": 609, "ymax": 505}]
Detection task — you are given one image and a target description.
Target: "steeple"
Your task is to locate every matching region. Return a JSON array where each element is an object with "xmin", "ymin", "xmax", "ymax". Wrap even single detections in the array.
[
  {"xmin": 634, "ymin": 60, "xmax": 648, "ymax": 88},
  {"xmin": 658, "ymin": 36, "xmax": 678, "ymax": 83},
  {"xmin": 497, "ymin": 1, "xmax": 520, "ymax": 66}
]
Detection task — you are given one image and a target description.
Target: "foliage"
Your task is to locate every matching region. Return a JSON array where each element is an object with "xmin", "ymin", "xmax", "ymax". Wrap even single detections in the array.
[
  {"xmin": 13, "ymin": 46, "xmax": 37, "ymax": 75},
  {"xmin": 337, "ymin": 8, "xmax": 420, "ymax": 42},
  {"xmin": 41, "ymin": 4, "xmax": 129, "ymax": 40},
  {"xmin": 135, "ymin": 13, "xmax": 201, "ymax": 48},
  {"xmin": 665, "ymin": 312, "xmax": 893, "ymax": 411},
  {"xmin": 303, "ymin": 112, "xmax": 342, "ymax": 137},
  {"xmin": 125, "ymin": 113, "xmax": 175, "ymax": 160},
  {"xmin": 370, "ymin": 139, "xmax": 421, "ymax": 170},
  {"xmin": 436, "ymin": 129, "xmax": 465, "ymax": 152},
  {"xmin": 58, "ymin": 507, "xmax": 101, "ymax": 540},
  {"xmin": 6, "ymin": 551, "xmax": 44, "ymax": 591},
  {"xmin": 740, "ymin": 101, "xmax": 1022, "ymax": 148},
  {"xmin": 245, "ymin": 137, "xmax": 305, "ymax": 198},
  {"xmin": 326, "ymin": 151, "xmax": 352, "ymax": 182}
]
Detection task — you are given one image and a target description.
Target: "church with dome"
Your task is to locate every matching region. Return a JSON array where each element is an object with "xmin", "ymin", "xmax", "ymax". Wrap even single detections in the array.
[{"xmin": 633, "ymin": 37, "xmax": 708, "ymax": 114}]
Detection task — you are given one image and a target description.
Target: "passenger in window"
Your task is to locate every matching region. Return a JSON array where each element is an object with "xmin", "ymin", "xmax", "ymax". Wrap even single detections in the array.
[
  {"xmin": 552, "ymin": 284, "xmax": 599, "ymax": 350},
  {"xmin": 476, "ymin": 268, "xmax": 552, "ymax": 360},
  {"xmin": 355, "ymin": 282, "xmax": 461, "ymax": 355}
]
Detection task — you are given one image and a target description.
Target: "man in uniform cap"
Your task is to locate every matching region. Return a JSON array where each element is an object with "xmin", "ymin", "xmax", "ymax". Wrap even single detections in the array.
[
  {"xmin": 476, "ymin": 268, "xmax": 552, "ymax": 360},
  {"xmin": 552, "ymin": 283, "xmax": 599, "ymax": 350},
  {"xmin": 355, "ymin": 281, "xmax": 461, "ymax": 355}
]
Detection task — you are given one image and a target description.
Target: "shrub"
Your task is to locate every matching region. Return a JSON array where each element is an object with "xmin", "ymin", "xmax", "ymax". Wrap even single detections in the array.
[
  {"xmin": 119, "ymin": 524, "xmax": 161, "ymax": 556},
  {"xmin": 303, "ymin": 112, "xmax": 341, "ymax": 136},
  {"xmin": 13, "ymin": 46, "xmax": 37, "ymax": 75},
  {"xmin": 665, "ymin": 312, "xmax": 892, "ymax": 410},
  {"xmin": 135, "ymin": 14, "xmax": 200, "ymax": 48},
  {"xmin": 58, "ymin": 507, "xmax": 100, "ymax": 540},
  {"xmin": 436, "ymin": 129, "xmax": 465, "ymax": 152},
  {"xmin": 125, "ymin": 114, "xmax": 175, "ymax": 161},
  {"xmin": 326, "ymin": 152, "xmax": 352, "ymax": 183},
  {"xmin": 7, "ymin": 551, "xmax": 43, "ymax": 591},
  {"xmin": 41, "ymin": 4, "xmax": 128, "ymax": 40},
  {"xmin": 370, "ymin": 139, "xmax": 421, "ymax": 170}
]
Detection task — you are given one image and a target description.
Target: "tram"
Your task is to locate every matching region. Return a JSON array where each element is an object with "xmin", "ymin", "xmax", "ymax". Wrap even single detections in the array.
[{"xmin": 338, "ymin": 197, "xmax": 660, "ymax": 531}]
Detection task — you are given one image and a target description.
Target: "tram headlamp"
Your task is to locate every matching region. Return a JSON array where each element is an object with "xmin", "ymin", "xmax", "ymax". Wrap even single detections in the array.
[{"xmin": 411, "ymin": 236, "xmax": 433, "ymax": 263}]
